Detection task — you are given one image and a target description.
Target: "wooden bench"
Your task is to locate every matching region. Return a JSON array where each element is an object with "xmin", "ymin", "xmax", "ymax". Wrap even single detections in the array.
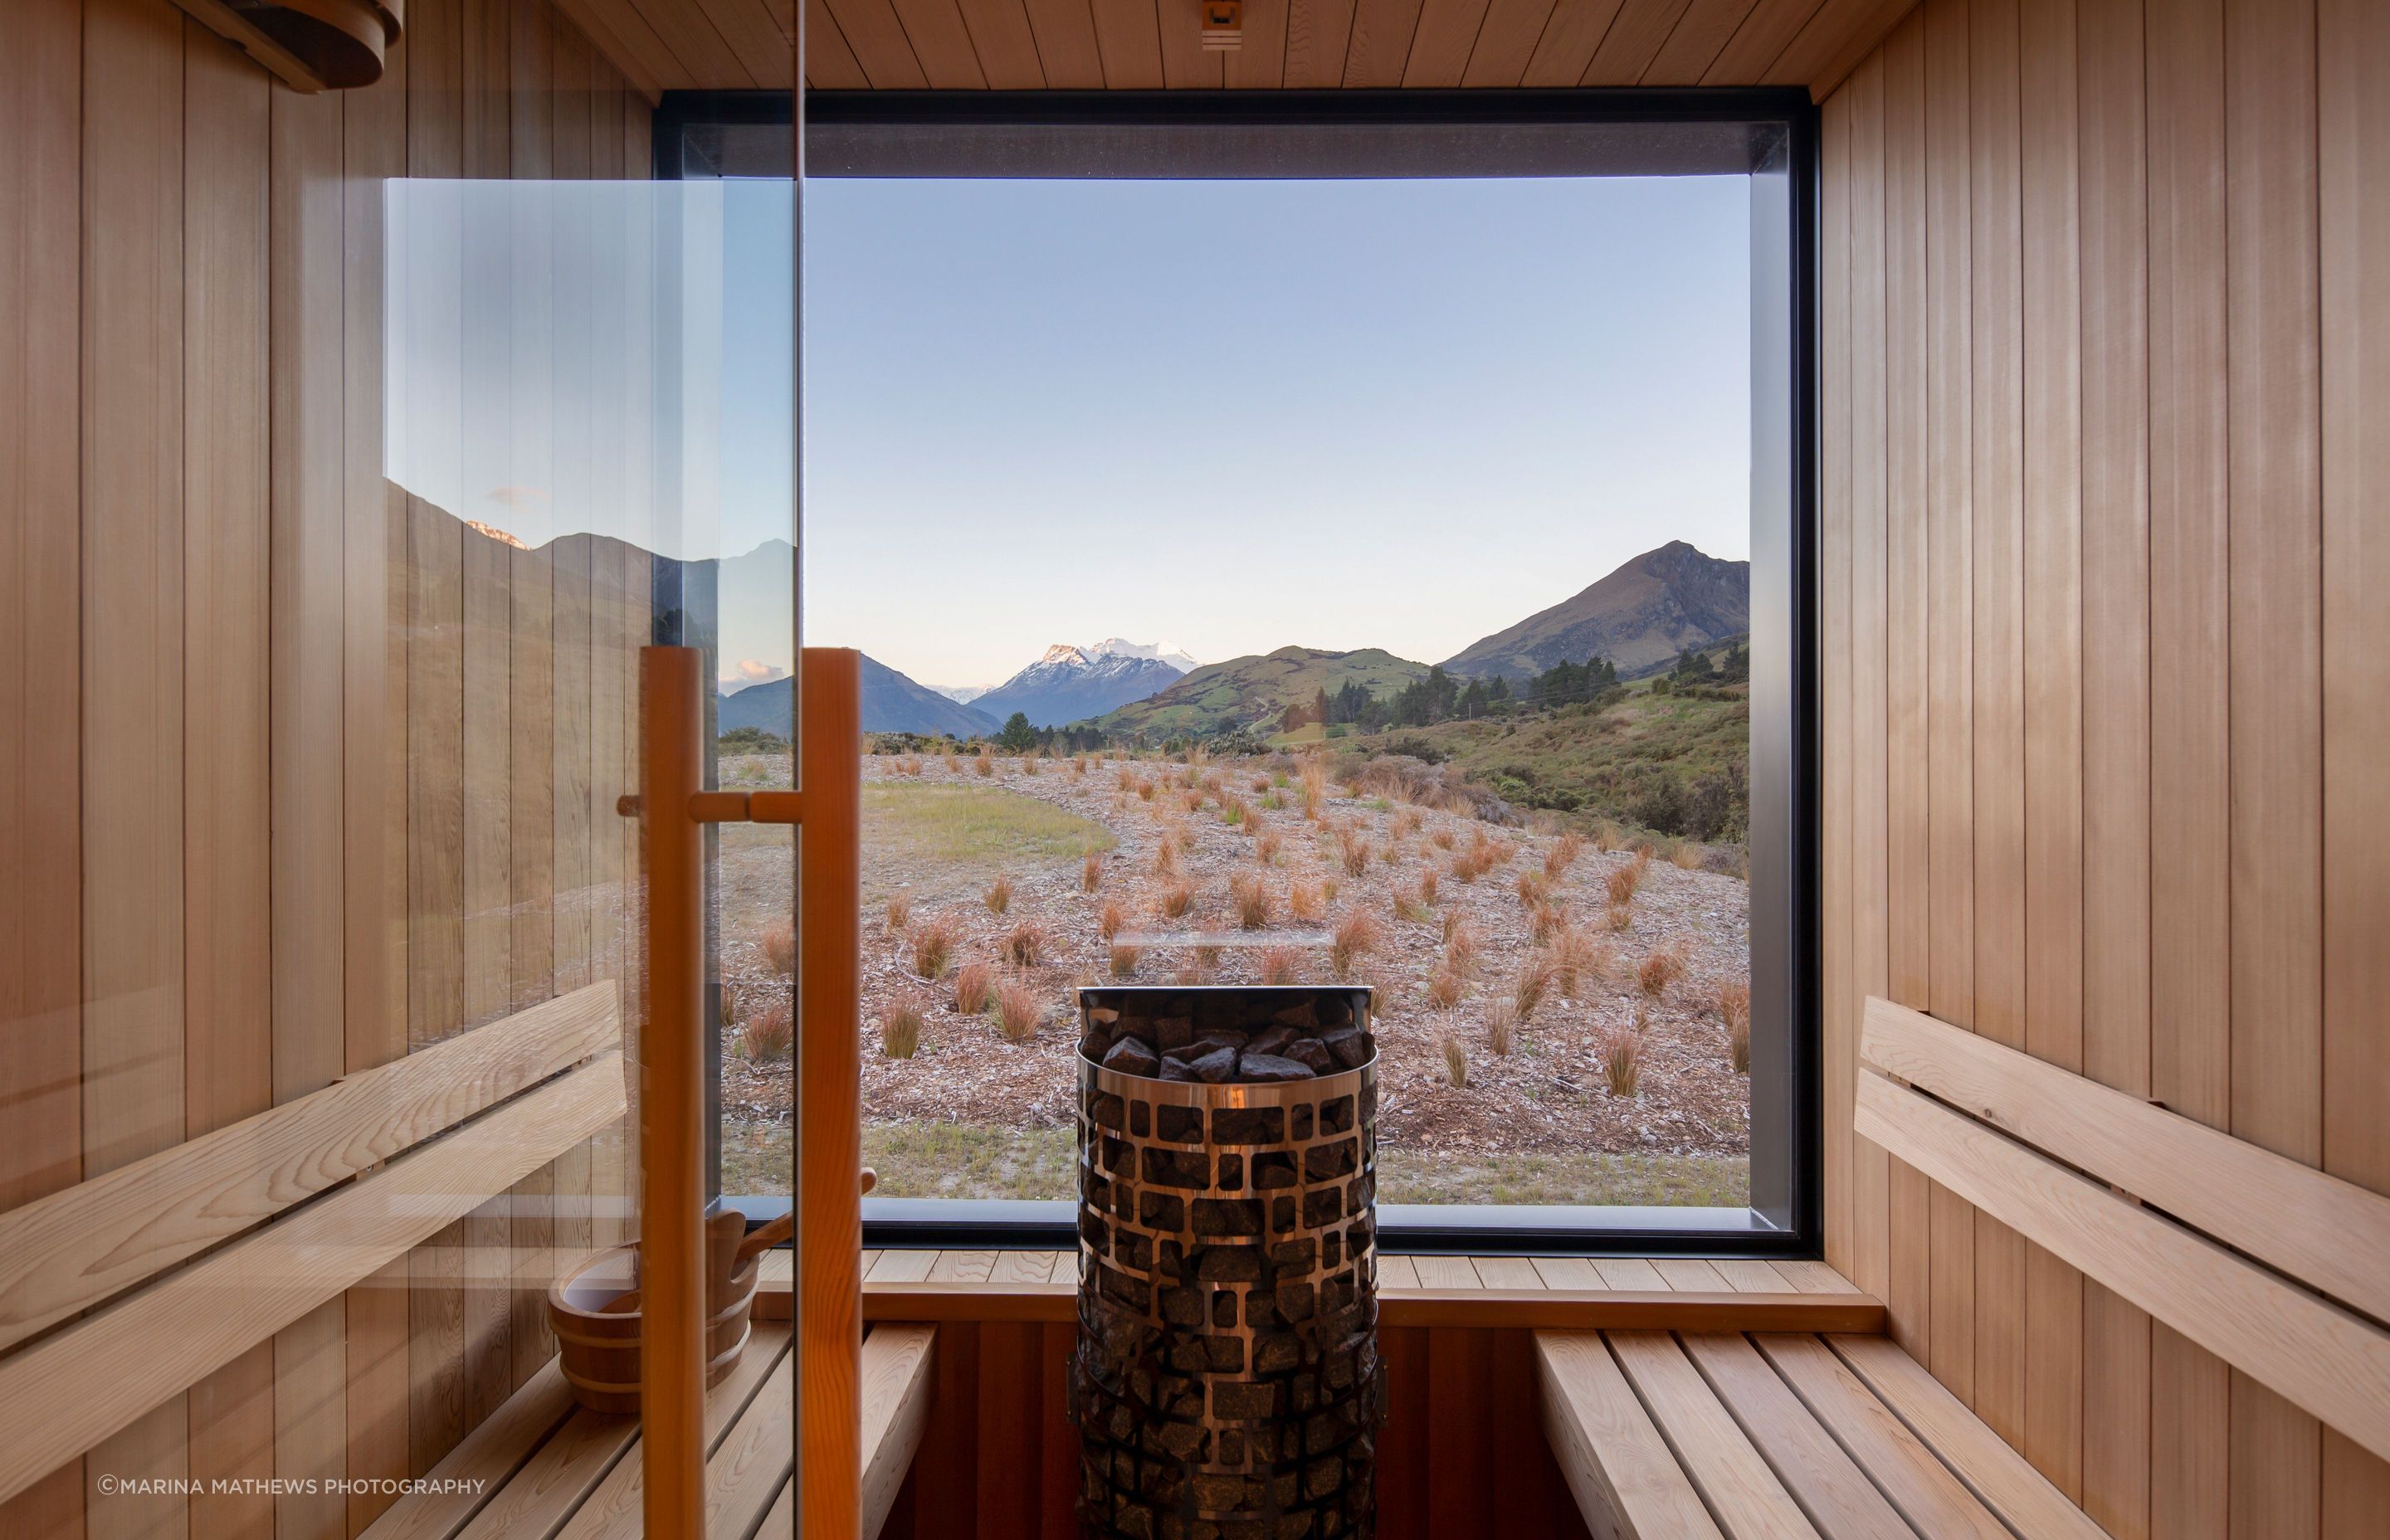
[
  {"xmin": 358, "ymin": 1318, "xmax": 935, "ymax": 1540},
  {"xmin": 1536, "ymin": 1327, "xmax": 2105, "ymax": 1538}
]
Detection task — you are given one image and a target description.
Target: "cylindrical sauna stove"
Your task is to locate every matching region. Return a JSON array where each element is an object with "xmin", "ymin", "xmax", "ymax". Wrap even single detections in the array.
[{"xmin": 1071, "ymin": 987, "xmax": 1385, "ymax": 1540}]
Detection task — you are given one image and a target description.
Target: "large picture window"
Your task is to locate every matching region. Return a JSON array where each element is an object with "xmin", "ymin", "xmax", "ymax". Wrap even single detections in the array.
[{"xmin": 668, "ymin": 91, "xmax": 1817, "ymax": 1252}]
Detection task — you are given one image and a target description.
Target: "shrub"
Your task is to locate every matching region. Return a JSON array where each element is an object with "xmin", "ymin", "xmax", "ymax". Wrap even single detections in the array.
[
  {"xmin": 1485, "ymin": 998, "xmax": 1517, "ymax": 1057},
  {"xmin": 1330, "ymin": 909, "xmax": 1381, "ymax": 980},
  {"xmin": 1289, "ymin": 880, "xmax": 1326, "ymax": 923},
  {"xmin": 993, "ymin": 981, "xmax": 1041, "ymax": 1043},
  {"xmin": 1082, "ymin": 850, "xmax": 1104, "ymax": 891},
  {"xmin": 1228, "ymin": 872, "xmax": 1273, "ymax": 930},
  {"xmin": 1718, "ymin": 980, "xmax": 1753, "ymax": 1072},
  {"xmin": 910, "ymin": 916, "xmax": 958, "ymax": 979},
  {"xmin": 1441, "ymin": 1032, "xmax": 1470, "ymax": 1088},
  {"xmin": 1098, "ymin": 897, "xmax": 1126, "ymax": 942},
  {"xmin": 1513, "ymin": 958, "xmax": 1553, "ymax": 1021},
  {"xmin": 1260, "ymin": 946, "xmax": 1300, "ymax": 986},
  {"xmin": 1637, "ymin": 945, "xmax": 1687, "ymax": 997},
  {"xmin": 1160, "ymin": 881, "xmax": 1195, "ymax": 919},
  {"xmin": 1109, "ymin": 943, "xmax": 1139, "ymax": 979},
  {"xmin": 983, "ymin": 875, "xmax": 1014, "ymax": 914},
  {"xmin": 759, "ymin": 918, "xmax": 796, "ymax": 975},
  {"xmin": 877, "ymin": 1002, "xmax": 921, "ymax": 1060},
  {"xmin": 1003, "ymin": 921, "xmax": 1046, "ymax": 969},
  {"xmin": 1597, "ymin": 1017, "xmax": 1642, "ymax": 1096},
  {"xmin": 1427, "ymin": 967, "xmax": 1465, "ymax": 1011},
  {"xmin": 1546, "ymin": 831, "xmax": 1585, "ymax": 875},
  {"xmin": 742, "ymin": 997, "xmax": 795, "ymax": 1060},
  {"xmin": 953, "ymin": 959, "xmax": 992, "ymax": 1015},
  {"xmin": 1255, "ymin": 828, "xmax": 1283, "ymax": 865},
  {"xmin": 884, "ymin": 894, "xmax": 912, "ymax": 933}
]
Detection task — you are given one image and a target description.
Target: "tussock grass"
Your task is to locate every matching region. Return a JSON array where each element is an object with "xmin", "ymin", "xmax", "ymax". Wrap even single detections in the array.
[
  {"xmin": 884, "ymin": 894, "xmax": 912, "ymax": 933},
  {"xmin": 1081, "ymin": 850, "xmax": 1104, "ymax": 891},
  {"xmin": 741, "ymin": 997, "xmax": 794, "ymax": 1060},
  {"xmin": 1330, "ymin": 909, "xmax": 1380, "ymax": 981},
  {"xmin": 1598, "ymin": 1017, "xmax": 1642, "ymax": 1096},
  {"xmin": 1638, "ymin": 944, "xmax": 1687, "ymax": 998},
  {"xmin": 1097, "ymin": 897, "xmax": 1126, "ymax": 942},
  {"xmin": 952, "ymin": 960, "xmax": 991, "ymax": 1016},
  {"xmin": 1485, "ymin": 998, "xmax": 1517, "ymax": 1057},
  {"xmin": 1109, "ymin": 943, "xmax": 1139, "ymax": 978},
  {"xmin": 1440, "ymin": 1032, "xmax": 1469, "ymax": 1088},
  {"xmin": 993, "ymin": 980, "xmax": 1041, "ymax": 1043},
  {"xmin": 760, "ymin": 919, "xmax": 796, "ymax": 975},
  {"xmin": 1549, "ymin": 927, "xmax": 1608, "ymax": 997},
  {"xmin": 983, "ymin": 875, "xmax": 1014, "ymax": 914},
  {"xmin": 877, "ymin": 1002, "xmax": 921, "ymax": 1060},
  {"xmin": 1160, "ymin": 881, "xmax": 1195, "ymax": 919},
  {"xmin": 1717, "ymin": 980, "xmax": 1752, "ymax": 1072},
  {"xmin": 1228, "ymin": 872, "xmax": 1273, "ymax": 930},
  {"xmin": 1003, "ymin": 921, "xmax": 1046, "ymax": 969},
  {"xmin": 1260, "ymin": 947, "xmax": 1301, "ymax": 986},
  {"xmin": 910, "ymin": 916, "xmax": 958, "ymax": 979},
  {"xmin": 1255, "ymin": 828, "xmax": 1283, "ymax": 865},
  {"xmin": 1427, "ymin": 967, "xmax": 1466, "ymax": 1011},
  {"xmin": 1512, "ymin": 958, "xmax": 1553, "ymax": 1022},
  {"xmin": 1289, "ymin": 880, "xmax": 1326, "ymax": 923}
]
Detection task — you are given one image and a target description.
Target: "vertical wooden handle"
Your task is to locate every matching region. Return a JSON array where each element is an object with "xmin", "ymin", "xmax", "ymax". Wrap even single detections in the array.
[
  {"xmin": 638, "ymin": 646, "xmax": 708, "ymax": 1540},
  {"xmin": 798, "ymin": 647, "xmax": 864, "ymax": 1538}
]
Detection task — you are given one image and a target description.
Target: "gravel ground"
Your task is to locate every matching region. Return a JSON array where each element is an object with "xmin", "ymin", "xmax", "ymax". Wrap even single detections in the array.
[{"xmin": 715, "ymin": 753, "xmax": 1752, "ymax": 1183}]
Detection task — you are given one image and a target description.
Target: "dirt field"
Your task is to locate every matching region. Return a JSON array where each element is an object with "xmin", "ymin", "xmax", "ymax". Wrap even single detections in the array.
[{"xmin": 716, "ymin": 751, "xmax": 1752, "ymax": 1207}]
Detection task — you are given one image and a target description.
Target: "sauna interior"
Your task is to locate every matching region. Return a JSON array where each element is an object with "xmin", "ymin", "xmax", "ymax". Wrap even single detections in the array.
[{"xmin": 1, "ymin": 0, "xmax": 2383, "ymax": 1535}]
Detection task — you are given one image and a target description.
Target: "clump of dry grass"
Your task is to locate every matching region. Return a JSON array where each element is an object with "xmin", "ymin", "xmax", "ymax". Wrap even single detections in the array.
[
  {"xmin": 1338, "ymin": 827, "xmax": 1371, "ymax": 879},
  {"xmin": 740, "ymin": 996, "xmax": 794, "ymax": 1060},
  {"xmin": 1442, "ymin": 916, "xmax": 1480, "ymax": 977},
  {"xmin": 1260, "ymin": 947, "xmax": 1301, "ymax": 986},
  {"xmin": 1192, "ymin": 933, "xmax": 1225, "ymax": 976},
  {"xmin": 1082, "ymin": 850, "xmax": 1104, "ymax": 891},
  {"xmin": 759, "ymin": 919, "xmax": 796, "ymax": 975},
  {"xmin": 983, "ymin": 875, "xmax": 1014, "ymax": 914},
  {"xmin": 1160, "ymin": 881, "xmax": 1195, "ymax": 919},
  {"xmin": 1546, "ymin": 831, "xmax": 1585, "ymax": 875},
  {"xmin": 1515, "ymin": 871, "xmax": 1549, "ymax": 907},
  {"xmin": 1228, "ymin": 871, "xmax": 1273, "ymax": 929},
  {"xmin": 1593, "ymin": 821, "xmax": 1625, "ymax": 852},
  {"xmin": 1597, "ymin": 1017, "xmax": 1642, "ymax": 1096},
  {"xmin": 1003, "ymin": 921, "xmax": 1046, "ymax": 969},
  {"xmin": 1153, "ymin": 839, "xmax": 1181, "ymax": 880},
  {"xmin": 876, "ymin": 1001, "xmax": 920, "ymax": 1060},
  {"xmin": 1549, "ymin": 927, "xmax": 1609, "ymax": 997},
  {"xmin": 1485, "ymin": 997, "xmax": 1517, "ymax": 1057},
  {"xmin": 910, "ymin": 915, "xmax": 957, "ymax": 979},
  {"xmin": 1252, "ymin": 773, "xmax": 1271, "ymax": 793},
  {"xmin": 953, "ymin": 959, "xmax": 991, "ymax": 1015},
  {"xmin": 973, "ymin": 746, "xmax": 995, "ymax": 777},
  {"xmin": 1393, "ymin": 885, "xmax": 1432, "ymax": 924},
  {"xmin": 1109, "ymin": 943, "xmax": 1139, "ymax": 979},
  {"xmin": 1289, "ymin": 880, "xmax": 1326, "ymax": 923},
  {"xmin": 993, "ymin": 981, "xmax": 1041, "ymax": 1043},
  {"xmin": 1671, "ymin": 841, "xmax": 1705, "ymax": 870},
  {"xmin": 1638, "ymin": 944, "xmax": 1687, "ymax": 997},
  {"xmin": 1392, "ymin": 806, "xmax": 1423, "ymax": 839},
  {"xmin": 1604, "ymin": 901, "xmax": 1634, "ymax": 933},
  {"xmin": 1137, "ymin": 777, "xmax": 1158, "ymax": 802},
  {"xmin": 884, "ymin": 894, "xmax": 912, "ymax": 932},
  {"xmin": 1330, "ymin": 909, "xmax": 1381, "ymax": 981},
  {"xmin": 1513, "ymin": 958, "xmax": 1553, "ymax": 1021},
  {"xmin": 1430, "ymin": 825, "xmax": 1456, "ymax": 851},
  {"xmin": 1023, "ymin": 755, "xmax": 1042, "ymax": 776},
  {"xmin": 1218, "ymin": 793, "xmax": 1248, "ymax": 828},
  {"xmin": 1607, "ymin": 850, "xmax": 1654, "ymax": 906},
  {"xmin": 1440, "ymin": 1031, "xmax": 1470, "ymax": 1088},
  {"xmin": 1298, "ymin": 758, "xmax": 1329, "ymax": 820},
  {"xmin": 1718, "ymin": 980, "xmax": 1753, "ymax": 1072},
  {"xmin": 1417, "ymin": 869, "xmax": 1438, "ymax": 905},
  {"xmin": 1427, "ymin": 967, "xmax": 1466, "ymax": 1011},
  {"xmin": 1529, "ymin": 899, "xmax": 1566, "ymax": 945},
  {"xmin": 1097, "ymin": 898, "xmax": 1126, "ymax": 943},
  {"xmin": 1178, "ymin": 787, "xmax": 1207, "ymax": 815},
  {"xmin": 1255, "ymin": 828, "xmax": 1283, "ymax": 865}
]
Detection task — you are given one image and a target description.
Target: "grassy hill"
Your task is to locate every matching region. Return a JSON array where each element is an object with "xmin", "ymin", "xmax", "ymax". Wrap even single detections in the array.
[
  {"xmin": 1088, "ymin": 645, "xmax": 1428, "ymax": 741},
  {"xmin": 1354, "ymin": 662, "xmax": 1750, "ymax": 843}
]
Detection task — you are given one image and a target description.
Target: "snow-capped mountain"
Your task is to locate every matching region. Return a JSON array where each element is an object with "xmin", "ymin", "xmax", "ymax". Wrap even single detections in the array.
[
  {"xmin": 925, "ymin": 683, "xmax": 997, "ymax": 705},
  {"xmin": 971, "ymin": 641, "xmax": 1196, "ymax": 729}
]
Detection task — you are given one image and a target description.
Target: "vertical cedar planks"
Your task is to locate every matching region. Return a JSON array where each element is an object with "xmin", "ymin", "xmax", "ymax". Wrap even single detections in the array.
[
  {"xmin": 347, "ymin": 1258, "xmax": 411, "ymax": 1538},
  {"xmin": 2319, "ymin": 0, "xmax": 2390, "ymax": 1523},
  {"xmin": 0, "ymin": 0, "xmax": 85, "ymax": 1518},
  {"xmin": 1820, "ymin": 83, "xmax": 1855, "ymax": 1288},
  {"xmin": 274, "ymin": 1300, "xmax": 347, "ymax": 1540}
]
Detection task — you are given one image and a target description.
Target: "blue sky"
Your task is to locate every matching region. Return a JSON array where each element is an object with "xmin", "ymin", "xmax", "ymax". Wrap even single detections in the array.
[{"xmin": 793, "ymin": 173, "xmax": 1752, "ymax": 690}]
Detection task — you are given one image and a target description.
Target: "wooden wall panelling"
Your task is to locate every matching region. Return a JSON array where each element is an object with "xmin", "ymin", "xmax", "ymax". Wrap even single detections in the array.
[
  {"xmin": 0, "ymin": 2, "xmax": 85, "ymax": 1530},
  {"xmin": 2223, "ymin": 0, "xmax": 2325, "ymax": 1530},
  {"xmin": 1820, "ymin": 80, "xmax": 1854, "ymax": 1296},
  {"xmin": 1845, "ymin": 46, "xmax": 1891, "ymax": 1306},
  {"xmin": 2319, "ymin": 0, "xmax": 2390, "ymax": 1527},
  {"xmin": 82, "ymin": 1, "xmax": 190, "ymax": 1531},
  {"xmin": 276, "ymin": 1299, "xmax": 349, "ymax": 1540},
  {"xmin": 349, "ymin": 1257, "xmax": 412, "ymax": 1538}
]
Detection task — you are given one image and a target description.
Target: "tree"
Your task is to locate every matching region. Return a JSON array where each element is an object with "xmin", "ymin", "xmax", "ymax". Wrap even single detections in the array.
[{"xmin": 998, "ymin": 711, "xmax": 1037, "ymax": 753}]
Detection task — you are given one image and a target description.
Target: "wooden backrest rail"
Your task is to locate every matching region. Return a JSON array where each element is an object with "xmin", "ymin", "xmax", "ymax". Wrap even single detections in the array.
[
  {"xmin": 0, "ymin": 1054, "xmax": 627, "ymax": 1506},
  {"xmin": 1857, "ymin": 997, "xmax": 2390, "ymax": 1464},
  {"xmin": 0, "ymin": 979, "xmax": 620, "ymax": 1355}
]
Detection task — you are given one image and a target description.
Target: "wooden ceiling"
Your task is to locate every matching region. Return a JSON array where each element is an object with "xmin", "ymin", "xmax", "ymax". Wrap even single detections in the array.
[{"xmin": 558, "ymin": 0, "xmax": 1916, "ymax": 100}]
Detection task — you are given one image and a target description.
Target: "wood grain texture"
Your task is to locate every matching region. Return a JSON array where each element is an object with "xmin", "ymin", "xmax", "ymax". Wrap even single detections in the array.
[
  {"xmin": 0, "ymin": 982, "xmax": 618, "ymax": 1353},
  {"xmin": 0, "ymin": 1058, "xmax": 627, "ymax": 1506},
  {"xmin": 1856, "ymin": 1069, "xmax": 2390, "ymax": 1465},
  {"xmin": 861, "ymin": 1326, "xmax": 937, "ymax": 1540},
  {"xmin": 1680, "ymin": 1331, "xmax": 1914, "ymax": 1539},
  {"xmin": 1536, "ymin": 1332, "xmax": 1724, "ymax": 1540},
  {"xmin": 1605, "ymin": 1330, "xmax": 1821, "ymax": 1538}
]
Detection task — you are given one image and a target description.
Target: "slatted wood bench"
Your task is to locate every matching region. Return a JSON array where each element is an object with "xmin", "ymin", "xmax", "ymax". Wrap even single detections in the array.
[
  {"xmin": 1535, "ymin": 1327, "xmax": 2106, "ymax": 1538},
  {"xmin": 358, "ymin": 1318, "xmax": 936, "ymax": 1540}
]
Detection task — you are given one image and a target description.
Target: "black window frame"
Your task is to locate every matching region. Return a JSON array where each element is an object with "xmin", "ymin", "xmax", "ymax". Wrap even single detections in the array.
[{"xmin": 666, "ymin": 86, "xmax": 1823, "ymax": 1260}]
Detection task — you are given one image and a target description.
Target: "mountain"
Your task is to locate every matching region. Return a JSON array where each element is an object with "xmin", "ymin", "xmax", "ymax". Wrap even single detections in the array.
[
  {"xmin": 718, "ymin": 655, "xmax": 999, "ymax": 740},
  {"xmin": 1091, "ymin": 646, "xmax": 1429, "ymax": 739},
  {"xmin": 972, "ymin": 643, "xmax": 1193, "ymax": 729},
  {"xmin": 1084, "ymin": 637, "xmax": 1199, "ymax": 671},
  {"xmin": 1440, "ymin": 540, "xmax": 1750, "ymax": 681},
  {"xmin": 927, "ymin": 683, "xmax": 996, "ymax": 705}
]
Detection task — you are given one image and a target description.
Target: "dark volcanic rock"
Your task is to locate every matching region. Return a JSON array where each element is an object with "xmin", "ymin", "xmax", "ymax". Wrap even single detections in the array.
[
  {"xmin": 1319, "ymin": 1027, "xmax": 1368, "ymax": 1070},
  {"xmin": 1246, "ymin": 1026, "xmax": 1297, "ymax": 1058},
  {"xmin": 1285, "ymin": 1039, "xmax": 1334, "ymax": 1075},
  {"xmin": 1102, "ymin": 1036, "xmax": 1158, "ymax": 1077},
  {"xmin": 1185, "ymin": 1046, "xmax": 1240, "ymax": 1084},
  {"xmin": 1239, "ymin": 1053, "xmax": 1316, "ymax": 1083}
]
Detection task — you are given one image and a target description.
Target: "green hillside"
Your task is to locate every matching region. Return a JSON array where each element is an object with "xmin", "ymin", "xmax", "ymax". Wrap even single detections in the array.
[
  {"xmin": 1356, "ymin": 662, "xmax": 1751, "ymax": 843},
  {"xmin": 1088, "ymin": 646, "xmax": 1428, "ymax": 741}
]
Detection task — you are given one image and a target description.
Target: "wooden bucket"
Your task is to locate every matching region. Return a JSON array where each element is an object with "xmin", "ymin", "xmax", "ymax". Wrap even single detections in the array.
[{"xmin": 548, "ymin": 1222, "xmax": 766, "ymax": 1415}]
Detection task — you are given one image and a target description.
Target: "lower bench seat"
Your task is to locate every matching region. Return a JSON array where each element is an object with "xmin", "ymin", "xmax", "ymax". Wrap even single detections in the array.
[
  {"xmin": 361, "ymin": 1320, "xmax": 936, "ymax": 1540},
  {"xmin": 1537, "ymin": 1328, "xmax": 2110, "ymax": 1540}
]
